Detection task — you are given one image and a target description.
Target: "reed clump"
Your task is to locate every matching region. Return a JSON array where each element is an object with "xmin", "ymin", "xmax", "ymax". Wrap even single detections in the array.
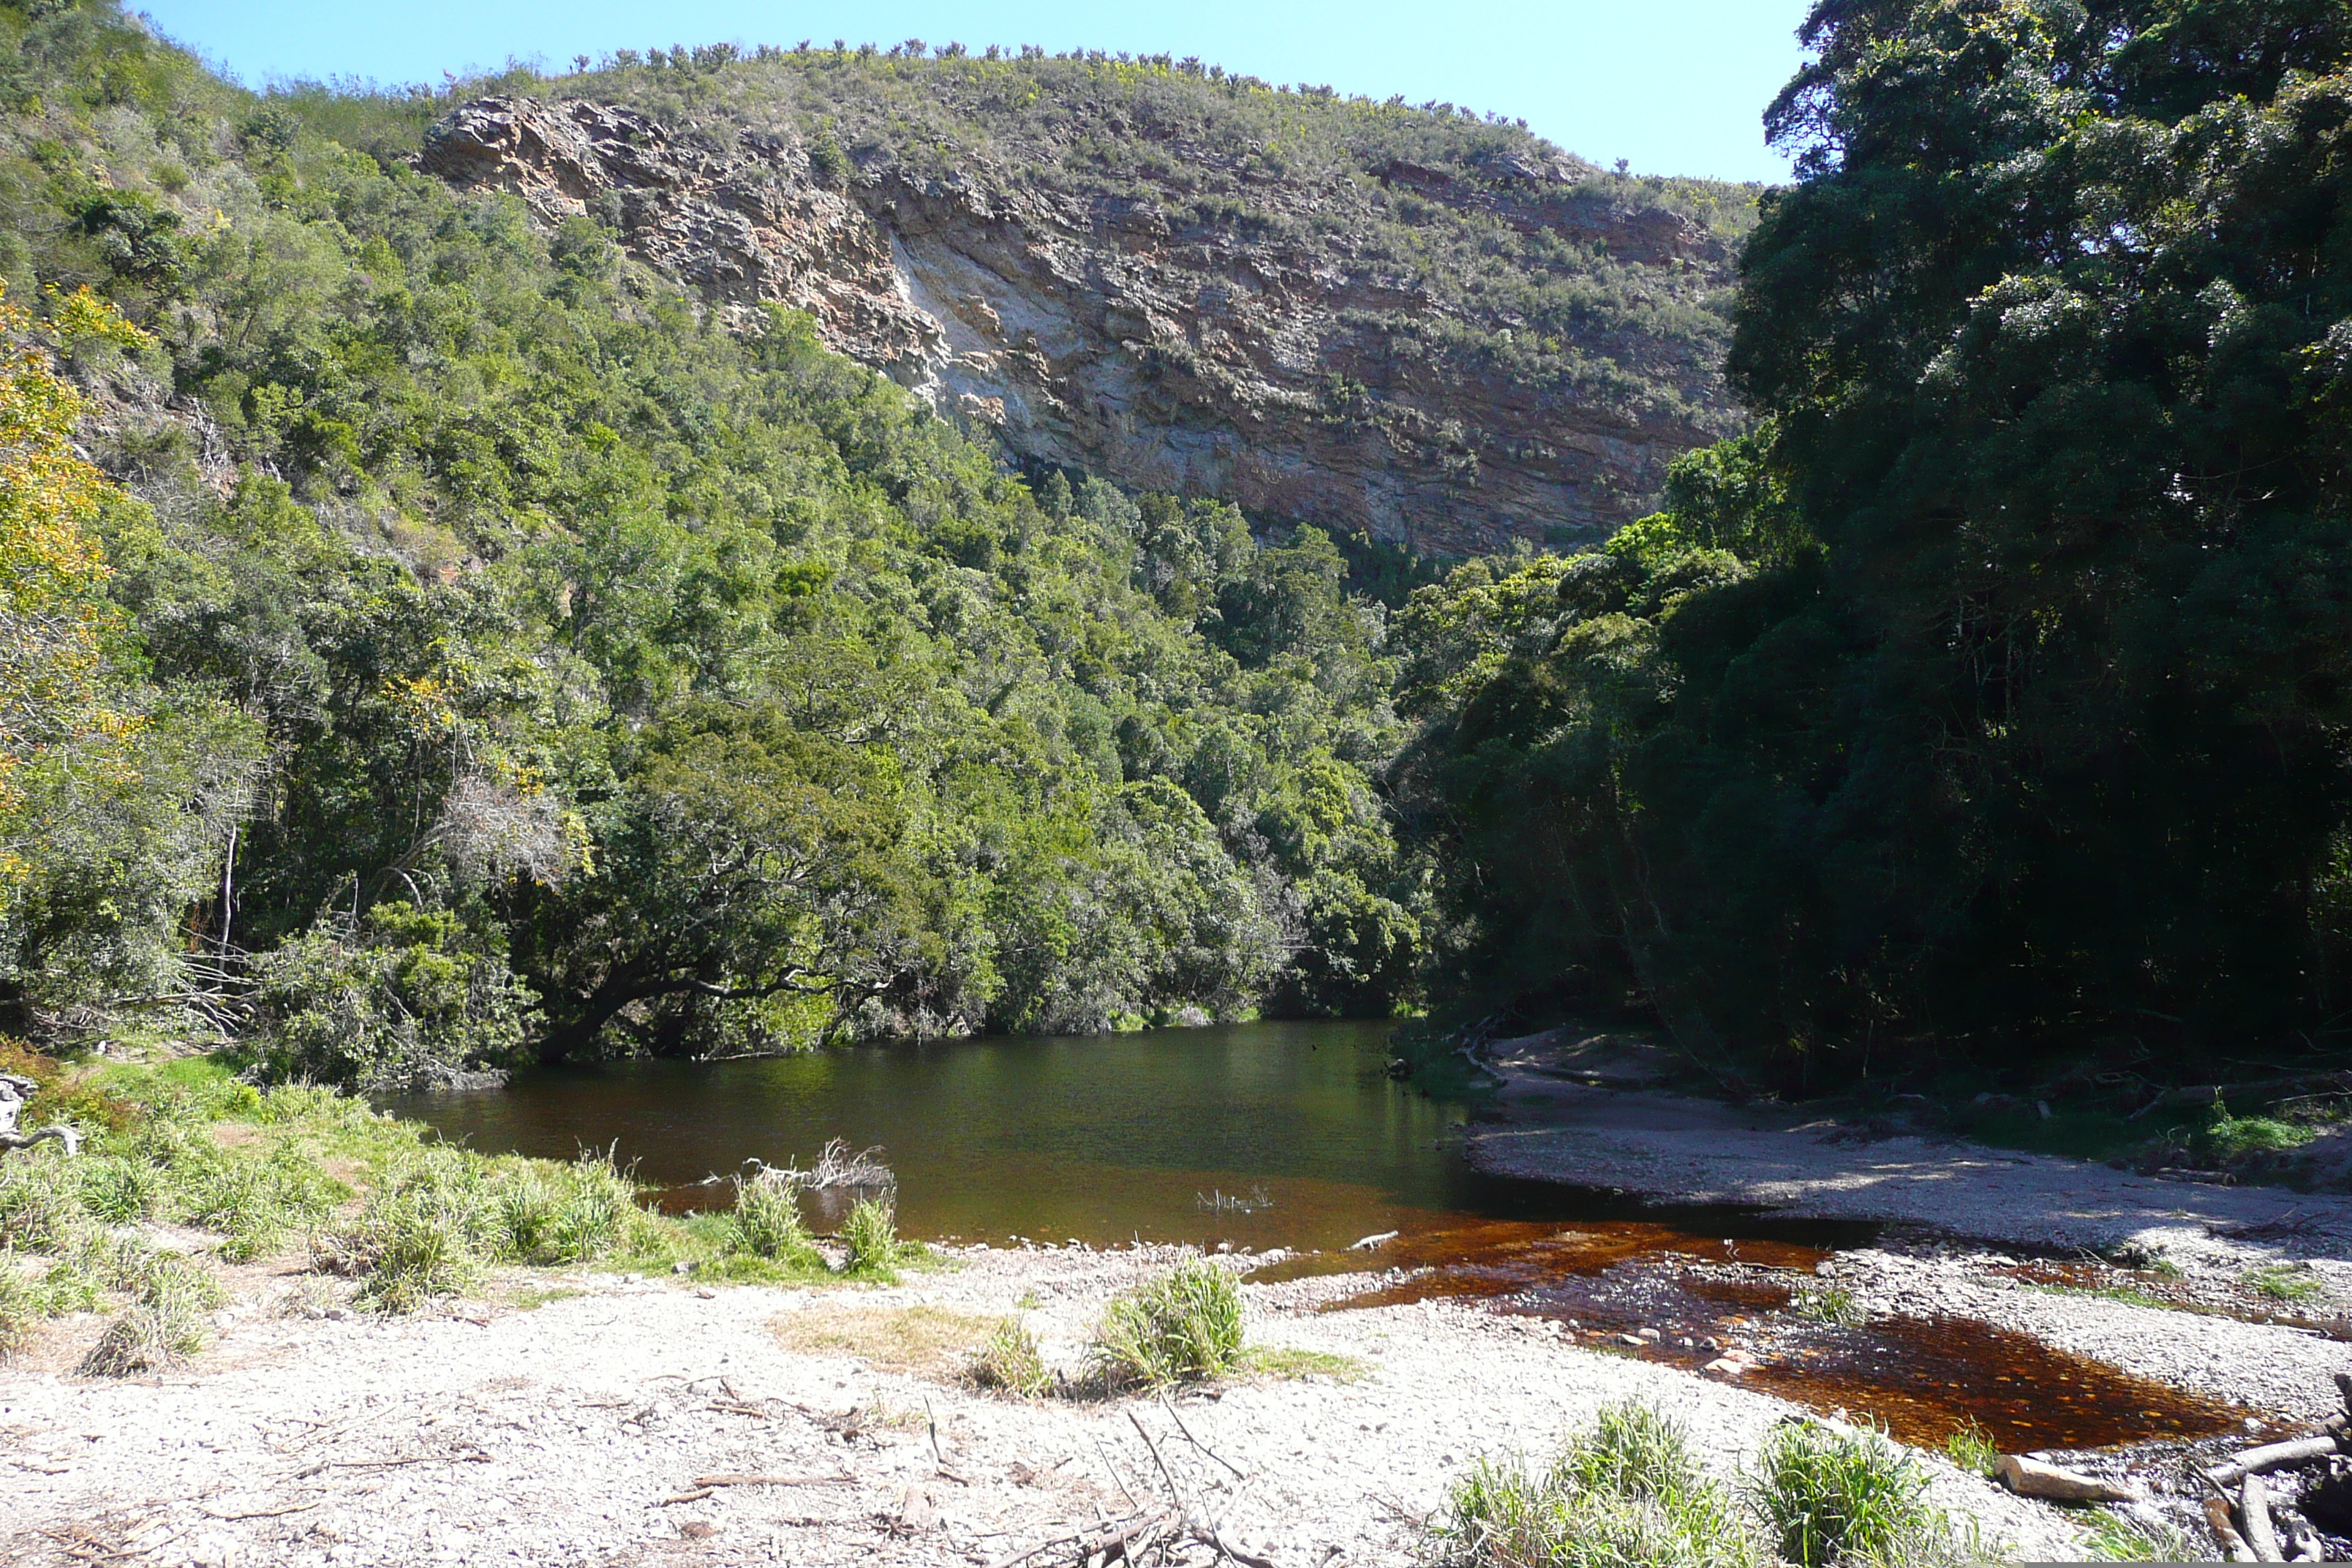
[
  {"xmin": 1433, "ymin": 1406, "xmax": 1972, "ymax": 1568},
  {"xmin": 1746, "ymin": 1420, "xmax": 1955, "ymax": 1568},
  {"xmin": 1436, "ymin": 1401, "xmax": 1754, "ymax": 1568},
  {"xmin": 1089, "ymin": 1257, "xmax": 1245, "ymax": 1389},
  {"xmin": 726, "ymin": 1164, "xmax": 823, "ymax": 1268},
  {"xmin": 970, "ymin": 1316, "xmax": 1053, "ymax": 1398},
  {"xmin": 839, "ymin": 1196, "xmax": 905, "ymax": 1280}
]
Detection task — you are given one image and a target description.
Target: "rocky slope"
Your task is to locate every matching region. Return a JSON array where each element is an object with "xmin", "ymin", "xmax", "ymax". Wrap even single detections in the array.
[{"xmin": 421, "ymin": 58, "xmax": 1752, "ymax": 557}]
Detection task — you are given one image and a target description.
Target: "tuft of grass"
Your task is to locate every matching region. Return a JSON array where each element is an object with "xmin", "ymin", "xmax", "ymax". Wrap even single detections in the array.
[
  {"xmin": 488, "ymin": 1153, "xmax": 638, "ymax": 1265},
  {"xmin": 0, "ymin": 1251, "xmax": 34, "ymax": 1360},
  {"xmin": 1747, "ymin": 1420, "xmax": 1949, "ymax": 1568},
  {"xmin": 2081, "ymin": 1508, "xmax": 2189, "ymax": 1562},
  {"xmin": 76, "ymin": 1156, "xmax": 159, "ymax": 1224},
  {"xmin": 314, "ymin": 1161, "xmax": 483, "ymax": 1313},
  {"xmin": 970, "ymin": 1316, "xmax": 1053, "ymax": 1398},
  {"xmin": 1433, "ymin": 1401, "xmax": 1756, "ymax": 1568},
  {"xmin": 2242, "ymin": 1263, "xmax": 2323, "ymax": 1303},
  {"xmin": 2201, "ymin": 1099, "xmax": 2314, "ymax": 1162},
  {"xmin": 1940, "ymin": 1421, "xmax": 1999, "ymax": 1478},
  {"xmin": 1793, "ymin": 1282, "xmax": 1867, "ymax": 1327},
  {"xmin": 1089, "ymin": 1258, "xmax": 1245, "ymax": 1390},
  {"xmin": 77, "ymin": 1253, "xmax": 222, "ymax": 1377},
  {"xmin": 838, "ymin": 1196, "xmax": 904, "ymax": 1280},
  {"xmin": 0, "ymin": 1152, "xmax": 81, "ymax": 1250},
  {"xmin": 728, "ymin": 1167, "xmax": 821, "ymax": 1266}
]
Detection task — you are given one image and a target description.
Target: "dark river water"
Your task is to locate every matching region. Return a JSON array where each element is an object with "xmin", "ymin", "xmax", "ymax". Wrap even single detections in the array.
[
  {"xmin": 385, "ymin": 1019, "xmax": 1860, "ymax": 1252},
  {"xmin": 385, "ymin": 1019, "xmax": 2250, "ymax": 1452}
]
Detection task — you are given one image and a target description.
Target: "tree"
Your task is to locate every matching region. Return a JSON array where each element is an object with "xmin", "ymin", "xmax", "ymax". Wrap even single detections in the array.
[{"xmin": 1399, "ymin": 0, "xmax": 2352, "ymax": 1083}]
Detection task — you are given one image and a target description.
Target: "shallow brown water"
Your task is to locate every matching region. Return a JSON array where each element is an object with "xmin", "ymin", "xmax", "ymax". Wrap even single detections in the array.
[{"xmin": 1273, "ymin": 1223, "xmax": 2250, "ymax": 1452}]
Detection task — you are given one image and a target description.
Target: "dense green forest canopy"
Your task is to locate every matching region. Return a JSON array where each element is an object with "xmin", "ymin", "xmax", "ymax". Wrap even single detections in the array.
[
  {"xmin": 0, "ymin": 0, "xmax": 1436, "ymax": 1085},
  {"xmin": 1394, "ymin": 0, "xmax": 2352, "ymax": 1089},
  {"xmin": 10, "ymin": 0, "xmax": 2350, "ymax": 1098}
]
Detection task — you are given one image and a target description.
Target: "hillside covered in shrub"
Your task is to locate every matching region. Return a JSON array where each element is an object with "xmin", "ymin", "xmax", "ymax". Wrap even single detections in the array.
[{"xmin": 0, "ymin": 0, "xmax": 1432, "ymax": 1084}]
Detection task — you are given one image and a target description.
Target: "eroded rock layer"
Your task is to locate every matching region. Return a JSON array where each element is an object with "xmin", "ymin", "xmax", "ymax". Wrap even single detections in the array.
[{"xmin": 424, "ymin": 94, "xmax": 1740, "ymax": 554}]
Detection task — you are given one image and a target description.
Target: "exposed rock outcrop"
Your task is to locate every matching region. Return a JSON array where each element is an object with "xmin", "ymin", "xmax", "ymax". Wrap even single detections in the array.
[{"xmin": 423, "ymin": 95, "xmax": 1740, "ymax": 556}]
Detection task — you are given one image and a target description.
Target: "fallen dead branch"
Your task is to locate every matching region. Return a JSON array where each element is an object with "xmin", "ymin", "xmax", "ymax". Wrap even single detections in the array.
[
  {"xmin": 2194, "ymin": 1376, "xmax": 2352, "ymax": 1559},
  {"xmin": 690, "ymin": 1472, "xmax": 854, "ymax": 1488}
]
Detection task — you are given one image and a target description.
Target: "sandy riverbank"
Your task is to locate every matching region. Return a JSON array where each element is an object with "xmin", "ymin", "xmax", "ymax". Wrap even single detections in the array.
[{"xmin": 1, "ymin": 1241, "xmax": 2097, "ymax": 1568}]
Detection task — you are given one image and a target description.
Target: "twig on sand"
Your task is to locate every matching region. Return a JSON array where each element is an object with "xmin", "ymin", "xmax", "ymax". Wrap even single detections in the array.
[
  {"xmin": 983, "ymin": 1509, "xmax": 1172, "ymax": 1568},
  {"xmin": 201, "ymin": 1500, "xmax": 321, "ymax": 1521},
  {"xmin": 925, "ymin": 1395, "xmax": 970, "ymax": 1484},
  {"xmin": 691, "ymin": 1472, "xmax": 853, "ymax": 1488},
  {"xmin": 1160, "ymin": 1393, "xmax": 1247, "ymax": 1480}
]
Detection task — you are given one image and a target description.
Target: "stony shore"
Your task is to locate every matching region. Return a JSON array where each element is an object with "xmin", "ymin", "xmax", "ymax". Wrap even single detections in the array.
[{"xmin": 3, "ymin": 1240, "xmax": 2100, "ymax": 1568}]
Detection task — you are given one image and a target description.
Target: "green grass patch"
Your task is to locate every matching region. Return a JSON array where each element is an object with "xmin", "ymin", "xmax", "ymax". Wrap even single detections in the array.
[
  {"xmin": 1792, "ymin": 1283, "xmax": 1866, "ymax": 1327},
  {"xmin": 969, "ymin": 1316, "xmax": 1053, "ymax": 1398},
  {"xmin": 1749, "ymin": 1420, "xmax": 1958, "ymax": 1568},
  {"xmin": 2242, "ymin": 1264, "xmax": 2324, "ymax": 1303},
  {"xmin": 1245, "ymin": 1345, "xmax": 1366, "ymax": 1382},
  {"xmin": 1089, "ymin": 1258, "xmax": 1247, "ymax": 1390},
  {"xmin": 0, "ymin": 1052, "xmax": 951, "ymax": 1378},
  {"xmin": 2080, "ymin": 1508, "xmax": 2189, "ymax": 1562},
  {"xmin": 1433, "ymin": 1400, "xmax": 1755, "ymax": 1568},
  {"xmin": 505, "ymin": 1285, "xmax": 584, "ymax": 1311},
  {"xmin": 1940, "ymin": 1421, "xmax": 1998, "ymax": 1479}
]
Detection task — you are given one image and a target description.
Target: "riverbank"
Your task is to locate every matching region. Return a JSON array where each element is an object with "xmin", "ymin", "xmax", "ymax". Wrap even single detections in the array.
[
  {"xmin": 1466, "ymin": 1028, "xmax": 2352, "ymax": 1254},
  {"xmin": 2, "ymin": 1240, "xmax": 2095, "ymax": 1567}
]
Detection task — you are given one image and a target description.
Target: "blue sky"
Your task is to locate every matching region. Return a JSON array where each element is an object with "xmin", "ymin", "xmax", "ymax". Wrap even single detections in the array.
[{"xmin": 133, "ymin": 1, "xmax": 1813, "ymax": 184}]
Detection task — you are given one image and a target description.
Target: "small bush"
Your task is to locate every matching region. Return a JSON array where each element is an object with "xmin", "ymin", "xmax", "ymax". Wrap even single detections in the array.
[
  {"xmin": 728, "ymin": 1167, "xmax": 819, "ymax": 1264},
  {"xmin": 1090, "ymin": 1257, "xmax": 1245, "ymax": 1388},
  {"xmin": 1434, "ymin": 1403, "xmax": 1755, "ymax": 1568},
  {"xmin": 0, "ymin": 1252, "xmax": 34, "ymax": 1360},
  {"xmin": 839, "ymin": 1196, "xmax": 902, "ymax": 1279},
  {"xmin": 1748, "ymin": 1420, "xmax": 1945, "ymax": 1568},
  {"xmin": 245, "ymin": 902, "xmax": 539, "ymax": 1090},
  {"xmin": 78, "ymin": 1156, "xmax": 159, "ymax": 1223},
  {"xmin": 971, "ymin": 1316, "xmax": 1052, "ymax": 1398}
]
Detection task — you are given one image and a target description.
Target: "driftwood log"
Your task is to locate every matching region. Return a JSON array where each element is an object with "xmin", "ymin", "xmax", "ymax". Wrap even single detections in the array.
[
  {"xmin": 2189, "ymin": 1377, "xmax": 2352, "ymax": 1561},
  {"xmin": 0, "ymin": 1074, "xmax": 80, "ymax": 1155}
]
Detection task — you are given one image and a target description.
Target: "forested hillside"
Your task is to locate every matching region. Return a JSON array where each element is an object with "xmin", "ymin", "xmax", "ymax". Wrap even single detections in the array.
[
  {"xmin": 15, "ymin": 0, "xmax": 2343, "ymax": 1100},
  {"xmin": 0, "ymin": 1, "xmax": 1427, "ymax": 1085},
  {"xmin": 1393, "ymin": 0, "xmax": 2352, "ymax": 1091}
]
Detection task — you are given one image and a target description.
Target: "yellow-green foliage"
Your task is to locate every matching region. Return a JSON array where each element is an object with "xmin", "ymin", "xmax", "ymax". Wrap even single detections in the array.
[
  {"xmin": 970, "ymin": 1316, "xmax": 1052, "ymax": 1398},
  {"xmin": 1435, "ymin": 1401, "xmax": 1755, "ymax": 1568},
  {"xmin": 1089, "ymin": 1257, "xmax": 1245, "ymax": 1388},
  {"xmin": 838, "ymin": 1196, "xmax": 903, "ymax": 1279}
]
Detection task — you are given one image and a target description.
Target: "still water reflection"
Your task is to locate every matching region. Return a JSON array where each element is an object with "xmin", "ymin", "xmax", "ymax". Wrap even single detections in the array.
[{"xmin": 385, "ymin": 1020, "xmax": 1865, "ymax": 1254}]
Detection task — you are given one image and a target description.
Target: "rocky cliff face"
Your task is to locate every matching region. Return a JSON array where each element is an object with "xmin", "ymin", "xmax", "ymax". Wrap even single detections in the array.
[{"xmin": 423, "ymin": 90, "xmax": 1744, "ymax": 557}]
